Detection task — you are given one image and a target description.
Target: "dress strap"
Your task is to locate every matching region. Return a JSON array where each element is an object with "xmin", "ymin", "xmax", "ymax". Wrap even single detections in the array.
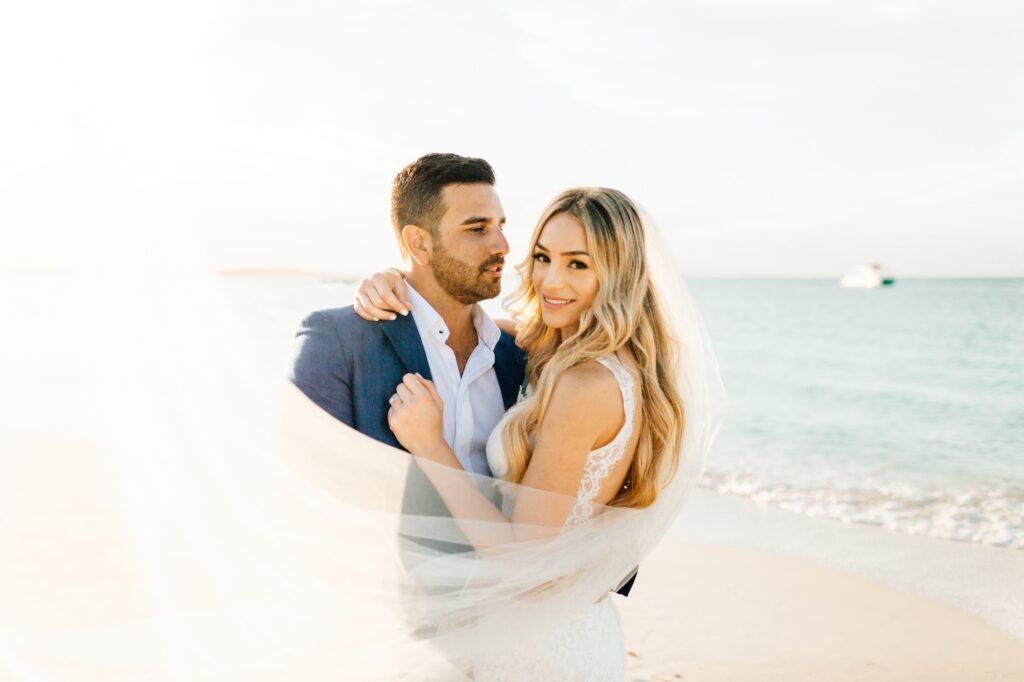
[
  {"xmin": 594, "ymin": 355, "xmax": 635, "ymax": 450},
  {"xmin": 565, "ymin": 354, "xmax": 636, "ymax": 527}
]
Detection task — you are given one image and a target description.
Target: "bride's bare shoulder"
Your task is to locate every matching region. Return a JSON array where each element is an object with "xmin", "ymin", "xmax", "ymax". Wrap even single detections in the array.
[
  {"xmin": 545, "ymin": 360, "xmax": 623, "ymax": 423},
  {"xmin": 530, "ymin": 360, "xmax": 625, "ymax": 456}
]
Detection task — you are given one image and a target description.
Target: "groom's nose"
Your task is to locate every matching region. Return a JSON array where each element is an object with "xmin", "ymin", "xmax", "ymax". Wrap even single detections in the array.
[{"xmin": 490, "ymin": 229, "xmax": 509, "ymax": 256}]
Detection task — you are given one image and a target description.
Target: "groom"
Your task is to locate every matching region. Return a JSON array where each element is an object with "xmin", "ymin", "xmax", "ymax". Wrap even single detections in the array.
[{"xmin": 290, "ymin": 153, "xmax": 635, "ymax": 595}]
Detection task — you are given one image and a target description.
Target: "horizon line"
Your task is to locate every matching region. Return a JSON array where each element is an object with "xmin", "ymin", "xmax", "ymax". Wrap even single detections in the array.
[{"xmin": 215, "ymin": 268, "xmax": 1024, "ymax": 280}]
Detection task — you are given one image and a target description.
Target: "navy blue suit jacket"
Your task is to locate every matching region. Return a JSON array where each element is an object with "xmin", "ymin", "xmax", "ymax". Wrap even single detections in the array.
[
  {"xmin": 290, "ymin": 306, "xmax": 525, "ymax": 447},
  {"xmin": 289, "ymin": 305, "xmax": 636, "ymax": 596}
]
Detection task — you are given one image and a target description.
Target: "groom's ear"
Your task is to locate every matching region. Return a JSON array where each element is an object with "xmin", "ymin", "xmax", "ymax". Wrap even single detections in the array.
[{"xmin": 401, "ymin": 224, "xmax": 432, "ymax": 266}]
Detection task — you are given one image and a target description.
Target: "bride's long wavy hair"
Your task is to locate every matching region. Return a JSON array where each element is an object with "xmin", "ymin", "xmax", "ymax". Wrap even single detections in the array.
[{"xmin": 502, "ymin": 188, "xmax": 685, "ymax": 508}]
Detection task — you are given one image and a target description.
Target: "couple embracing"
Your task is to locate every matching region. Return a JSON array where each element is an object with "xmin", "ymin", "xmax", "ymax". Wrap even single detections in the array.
[{"xmin": 291, "ymin": 153, "xmax": 688, "ymax": 680}]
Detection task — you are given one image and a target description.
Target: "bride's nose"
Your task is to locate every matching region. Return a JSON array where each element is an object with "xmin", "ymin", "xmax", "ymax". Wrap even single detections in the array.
[{"xmin": 541, "ymin": 265, "xmax": 567, "ymax": 290}]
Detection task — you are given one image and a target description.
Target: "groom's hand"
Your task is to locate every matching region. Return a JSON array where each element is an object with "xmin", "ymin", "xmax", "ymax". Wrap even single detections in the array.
[{"xmin": 354, "ymin": 268, "xmax": 411, "ymax": 321}]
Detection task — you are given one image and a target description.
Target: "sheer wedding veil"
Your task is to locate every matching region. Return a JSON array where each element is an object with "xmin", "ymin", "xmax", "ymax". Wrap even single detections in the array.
[{"xmin": 0, "ymin": 193, "xmax": 724, "ymax": 679}]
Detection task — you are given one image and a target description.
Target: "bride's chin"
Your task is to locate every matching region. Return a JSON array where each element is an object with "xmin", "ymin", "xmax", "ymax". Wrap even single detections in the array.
[
  {"xmin": 540, "ymin": 314, "xmax": 580, "ymax": 333},
  {"xmin": 540, "ymin": 313, "xmax": 562, "ymax": 329}
]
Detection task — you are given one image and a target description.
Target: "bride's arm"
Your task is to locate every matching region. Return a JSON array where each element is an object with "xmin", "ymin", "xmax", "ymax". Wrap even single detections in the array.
[
  {"xmin": 353, "ymin": 269, "xmax": 520, "ymax": 336},
  {"xmin": 388, "ymin": 367, "xmax": 622, "ymax": 548},
  {"xmin": 353, "ymin": 268, "xmax": 411, "ymax": 320},
  {"xmin": 493, "ymin": 318, "xmax": 518, "ymax": 337}
]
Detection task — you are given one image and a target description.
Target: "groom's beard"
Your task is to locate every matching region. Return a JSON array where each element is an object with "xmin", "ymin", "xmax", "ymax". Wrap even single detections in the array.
[{"xmin": 432, "ymin": 239, "xmax": 503, "ymax": 305}]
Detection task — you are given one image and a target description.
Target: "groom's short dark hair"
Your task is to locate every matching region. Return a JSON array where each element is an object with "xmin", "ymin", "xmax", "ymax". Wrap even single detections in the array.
[{"xmin": 391, "ymin": 153, "xmax": 496, "ymax": 258}]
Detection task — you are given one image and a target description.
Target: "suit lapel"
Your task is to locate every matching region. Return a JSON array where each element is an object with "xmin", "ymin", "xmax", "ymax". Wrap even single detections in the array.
[
  {"xmin": 379, "ymin": 315, "xmax": 433, "ymax": 381},
  {"xmin": 493, "ymin": 334, "xmax": 526, "ymax": 410},
  {"xmin": 383, "ymin": 316, "xmax": 524, "ymax": 410}
]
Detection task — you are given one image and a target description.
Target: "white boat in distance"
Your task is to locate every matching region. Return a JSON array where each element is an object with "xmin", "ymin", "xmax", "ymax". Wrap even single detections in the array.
[{"xmin": 841, "ymin": 263, "xmax": 895, "ymax": 288}]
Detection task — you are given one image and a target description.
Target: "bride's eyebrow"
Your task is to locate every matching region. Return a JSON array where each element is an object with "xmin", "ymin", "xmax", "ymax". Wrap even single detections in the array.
[{"xmin": 534, "ymin": 241, "xmax": 589, "ymax": 257}]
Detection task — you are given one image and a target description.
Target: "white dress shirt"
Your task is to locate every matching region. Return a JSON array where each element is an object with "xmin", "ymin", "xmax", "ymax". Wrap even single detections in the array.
[{"xmin": 406, "ymin": 283, "xmax": 506, "ymax": 477}]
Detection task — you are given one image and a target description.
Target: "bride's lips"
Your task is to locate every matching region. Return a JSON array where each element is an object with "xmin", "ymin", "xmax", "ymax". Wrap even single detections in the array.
[{"xmin": 541, "ymin": 294, "xmax": 575, "ymax": 310}]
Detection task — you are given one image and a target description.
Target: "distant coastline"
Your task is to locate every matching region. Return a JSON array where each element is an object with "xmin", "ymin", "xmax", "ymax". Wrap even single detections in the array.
[
  {"xmin": 217, "ymin": 268, "xmax": 362, "ymax": 284},
  {"xmin": 218, "ymin": 267, "xmax": 312, "ymax": 276},
  {"xmin": 215, "ymin": 269, "xmax": 1024, "ymax": 281}
]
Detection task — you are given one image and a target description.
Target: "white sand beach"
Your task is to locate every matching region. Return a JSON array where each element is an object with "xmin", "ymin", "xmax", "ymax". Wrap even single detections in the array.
[{"xmin": 620, "ymin": 490, "xmax": 1024, "ymax": 681}]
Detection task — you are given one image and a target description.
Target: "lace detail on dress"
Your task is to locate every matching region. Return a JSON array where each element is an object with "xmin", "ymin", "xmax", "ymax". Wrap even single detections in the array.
[{"xmin": 564, "ymin": 355, "xmax": 635, "ymax": 528}]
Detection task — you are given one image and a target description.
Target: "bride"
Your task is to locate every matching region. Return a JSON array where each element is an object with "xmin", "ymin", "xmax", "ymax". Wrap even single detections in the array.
[{"xmin": 356, "ymin": 187, "xmax": 685, "ymax": 680}]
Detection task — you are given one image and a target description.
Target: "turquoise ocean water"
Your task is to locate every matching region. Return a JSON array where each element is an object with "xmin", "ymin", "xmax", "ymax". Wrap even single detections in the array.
[
  {"xmin": 222, "ymin": 275, "xmax": 1024, "ymax": 550},
  {"xmin": 690, "ymin": 278, "xmax": 1023, "ymax": 550}
]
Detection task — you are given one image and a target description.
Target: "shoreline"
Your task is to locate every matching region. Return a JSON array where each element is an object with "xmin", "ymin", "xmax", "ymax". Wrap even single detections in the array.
[
  {"xmin": 669, "ymin": 489, "xmax": 1024, "ymax": 642},
  {"xmin": 619, "ymin": 539, "xmax": 1024, "ymax": 681}
]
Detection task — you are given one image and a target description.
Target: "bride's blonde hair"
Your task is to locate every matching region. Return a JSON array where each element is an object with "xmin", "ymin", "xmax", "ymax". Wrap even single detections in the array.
[{"xmin": 502, "ymin": 188, "xmax": 685, "ymax": 508}]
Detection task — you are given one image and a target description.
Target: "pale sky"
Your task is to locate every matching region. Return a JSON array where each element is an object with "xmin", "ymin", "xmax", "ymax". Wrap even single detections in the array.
[{"xmin": 3, "ymin": 0, "xmax": 1023, "ymax": 276}]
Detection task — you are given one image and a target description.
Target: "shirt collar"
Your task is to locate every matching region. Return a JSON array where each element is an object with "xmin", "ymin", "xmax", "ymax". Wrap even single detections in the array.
[
  {"xmin": 406, "ymin": 282, "xmax": 501, "ymax": 351},
  {"xmin": 471, "ymin": 299, "xmax": 502, "ymax": 351},
  {"xmin": 407, "ymin": 282, "xmax": 446, "ymax": 343}
]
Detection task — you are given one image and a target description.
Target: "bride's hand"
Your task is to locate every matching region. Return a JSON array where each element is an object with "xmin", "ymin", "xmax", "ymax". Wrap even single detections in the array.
[
  {"xmin": 388, "ymin": 373, "xmax": 447, "ymax": 457},
  {"xmin": 354, "ymin": 268, "xmax": 411, "ymax": 321}
]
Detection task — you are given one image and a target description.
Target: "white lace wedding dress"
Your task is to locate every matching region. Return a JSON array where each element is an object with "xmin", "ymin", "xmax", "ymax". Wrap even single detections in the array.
[{"xmin": 473, "ymin": 354, "xmax": 637, "ymax": 681}]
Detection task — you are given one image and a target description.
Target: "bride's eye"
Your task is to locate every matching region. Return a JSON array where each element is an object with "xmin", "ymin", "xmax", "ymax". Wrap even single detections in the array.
[
  {"xmin": 532, "ymin": 252, "xmax": 549, "ymax": 263},
  {"xmin": 569, "ymin": 260, "xmax": 588, "ymax": 270}
]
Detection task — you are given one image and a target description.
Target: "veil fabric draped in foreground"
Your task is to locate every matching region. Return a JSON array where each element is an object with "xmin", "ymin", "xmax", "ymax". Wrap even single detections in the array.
[{"xmin": 0, "ymin": 220, "xmax": 724, "ymax": 680}]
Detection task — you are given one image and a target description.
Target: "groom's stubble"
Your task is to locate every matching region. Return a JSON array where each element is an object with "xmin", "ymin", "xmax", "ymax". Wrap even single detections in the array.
[{"xmin": 431, "ymin": 235, "xmax": 504, "ymax": 305}]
